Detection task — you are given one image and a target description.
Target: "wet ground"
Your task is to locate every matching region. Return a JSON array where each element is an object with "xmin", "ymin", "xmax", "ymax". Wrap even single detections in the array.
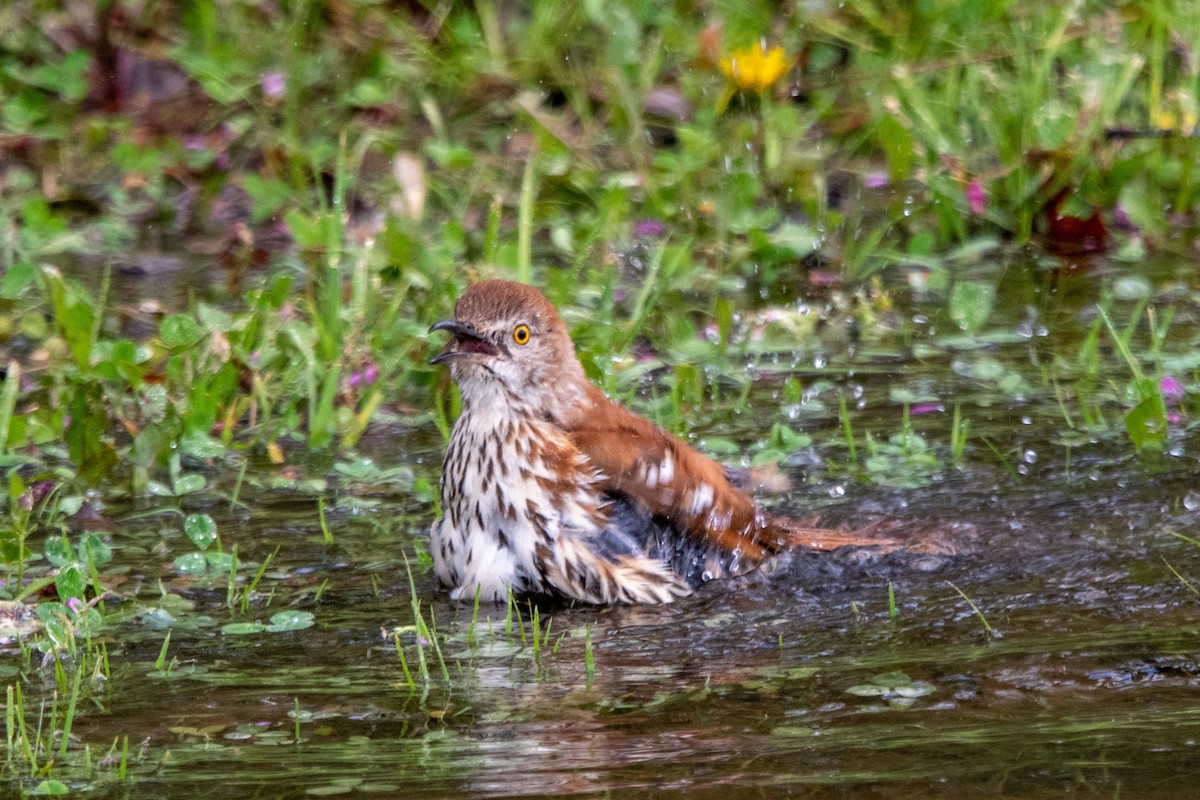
[{"xmin": 13, "ymin": 253, "xmax": 1200, "ymax": 798}]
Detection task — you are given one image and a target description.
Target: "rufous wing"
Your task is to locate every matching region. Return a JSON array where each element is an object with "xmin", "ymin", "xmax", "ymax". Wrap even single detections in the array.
[
  {"xmin": 567, "ymin": 387, "xmax": 894, "ymax": 560},
  {"xmin": 567, "ymin": 387, "xmax": 791, "ymax": 562}
]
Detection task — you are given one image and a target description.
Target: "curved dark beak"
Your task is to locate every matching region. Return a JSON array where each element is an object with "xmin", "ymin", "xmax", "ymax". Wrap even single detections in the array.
[
  {"xmin": 429, "ymin": 319, "xmax": 474, "ymax": 337},
  {"xmin": 428, "ymin": 319, "xmax": 496, "ymax": 365}
]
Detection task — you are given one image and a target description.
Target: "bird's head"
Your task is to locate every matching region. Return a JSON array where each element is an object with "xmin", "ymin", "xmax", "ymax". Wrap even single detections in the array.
[{"xmin": 429, "ymin": 280, "xmax": 586, "ymax": 413}]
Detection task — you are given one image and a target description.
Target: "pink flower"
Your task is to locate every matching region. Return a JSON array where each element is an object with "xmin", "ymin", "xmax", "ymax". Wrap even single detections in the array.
[
  {"xmin": 967, "ymin": 181, "xmax": 986, "ymax": 215},
  {"xmin": 1160, "ymin": 375, "xmax": 1185, "ymax": 400},
  {"xmin": 261, "ymin": 71, "xmax": 286, "ymax": 100},
  {"xmin": 632, "ymin": 219, "xmax": 667, "ymax": 239},
  {"xmin": 1113, "ymin": 206, "xmax": 1138, "ymax": 232},
  {"xmin": 348, "ymin": 361, "xmax": 380, "ymax": 390},
  {"xmin": 864, "ymin": 172, "xmax": 889, "ymax": 189},
  {"xmin": 910, "ymin": 403, "xmax": 942, "ymax": 415}
]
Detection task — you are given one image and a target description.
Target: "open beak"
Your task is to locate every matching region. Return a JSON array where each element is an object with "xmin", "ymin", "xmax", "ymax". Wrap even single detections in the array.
[{"xmin": 428, "ymin": 320, "xmax": 499, "ymax": 365}]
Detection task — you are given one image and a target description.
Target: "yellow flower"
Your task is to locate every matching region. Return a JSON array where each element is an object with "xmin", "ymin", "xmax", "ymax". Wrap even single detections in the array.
[
  {"xmin": 1152, "ymin": 106, "xmax": 1198, "ymax": 133},
  {"xmin": 1151, "ymin": 90, "xmax": 1198, "ymax": 133},
  {"xmin": 720, "ymin": 43, "xmax": 789, "ymax": 92}
]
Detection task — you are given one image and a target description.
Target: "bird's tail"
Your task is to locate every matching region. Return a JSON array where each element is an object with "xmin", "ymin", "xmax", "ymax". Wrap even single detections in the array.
[{"xmin": 768, "ymin": 516, "xmax": 899, "ymax": 553}]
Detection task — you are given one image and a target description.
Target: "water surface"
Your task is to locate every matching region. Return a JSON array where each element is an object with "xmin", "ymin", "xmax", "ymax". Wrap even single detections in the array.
[{"xmin": 17, "ymin": 253, "xmax": 1200, "ymax": 798}]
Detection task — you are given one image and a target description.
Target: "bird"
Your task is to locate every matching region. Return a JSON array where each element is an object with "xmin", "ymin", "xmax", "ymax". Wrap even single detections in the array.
[{"xmin": 428, "ymin": 279, "xmax": 882, "ymax": 604}]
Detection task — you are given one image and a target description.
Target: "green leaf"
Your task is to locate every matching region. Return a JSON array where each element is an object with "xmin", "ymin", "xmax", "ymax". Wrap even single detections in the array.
[
  {"xmin": 767, "ymin": 222, "xmax": 821, "ymax": 258},
  {"xmin": 173, "ymin": 474, "xmax": 207, "ymax": 495},
  {"xmin": 766, "ymin": 423, "xmax": 812, "ymax": 452},
  {"xmin": 893, "ymin": 681, "xmax": 936, "ymax": 698},
  {"xmin": 55, "ymin": 564, "xmax": 86, "ymax": 602},
  {"xmin": 751, "ymin": 449, "xmax": 785, "ymax": 466},
  {"xmin": 205, "ymin": 552, "xmax": 235, "ymax": 573},
  {"xmin": 889, "ymin": 386, "xmax": 938, "ymax": 405},
  {"xmin": 266, "ymin": 610, "xmax": 315, "ymax": 632},
  {"xmin": 699, "ymin": 437, "xmax": 741, "ymax": 456},
  {"xmin": 284, "ymin": 209, "xmax": 338, "ymax": 250},
  {"xmin": 243, "ymin": 175, "xmax": 294, "ymax": 222},
  {"xmin": 160, "ymin": 314, "xmax": 202, "ymax": 348},
  {"xmin": 3, "ymin": 92, "xmax": 49, "ymax": 136},
  {"xmin": 173, "ymin": 552, "xmax": 209, "ymax": 574},
  {"xmin": 43, "ymin": 536, "xmax": 73, "ymax": 567},
  {"xmin": 34, "ymin": 602, "xmax": 68, "ymax": 622},
  {"xmin": 42, "ymin": 620, "xmax": 71, "ymax": 649},
  {"xmin": 871, "ymin": 671, "xmax": 913, "ymax": 687},
  {"xmin": 180, "ymin": 431, "xmax": 226, "ymax": 459},
  {"xmin": 876, "ymin": 113, "xmax": 914, "ymax": 182},
  {"xmin": 133, "ymin": 422, "xmax": 173, "ymax": 470},
  {"xmin": 44, "ymin": 269, "xmax": 96, "ymax": 368},
  {"xmin": 58, "ymin": 494, "xmax": 84, "ymax": 518},
  {"xmin": 1125, "ymin": 397, "xmax": 1167, "ymax": 451},
  {"xmin": 949, "ymin": 281, "xmax": 996, "ymax": 334},
  {"xmin": 31, "ymin": 779, "xmax": 71, "ymax": 795},
  {"xmin": 0, "ymin": 262, "xmax": 36, "ymax": 298},
  {"xmin": 66, "ymin": 382, "xmax": 118, "ymax": 484},
  {"xmin": 183, "ymin": 514, "xmax": 218, "ymax": 550},
  {"xmin": 75, "ymin": 607, "xmax": 102, "ymax": 631},
  {"xmin": 222, "ymin": 622, "xmax": 268, "ymax": 635},
  {"xmin": 22, "ymin": 50, "xmax": 92, "ymax": 101},
  {"xmin": 80, "ymin": 533, "xmax": 113, "ymax": 566}
]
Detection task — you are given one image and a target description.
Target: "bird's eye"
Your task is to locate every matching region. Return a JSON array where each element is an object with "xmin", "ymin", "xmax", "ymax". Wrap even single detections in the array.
[{"xmin": 513, "ymin": 324, "xmax": 531, "ymax": 345}]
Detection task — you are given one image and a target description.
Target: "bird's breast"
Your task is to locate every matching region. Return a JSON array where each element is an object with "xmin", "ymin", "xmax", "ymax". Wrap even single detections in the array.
[{"xmin": 433, "ymin": 408, "xmax": 603, "ymax": 598}]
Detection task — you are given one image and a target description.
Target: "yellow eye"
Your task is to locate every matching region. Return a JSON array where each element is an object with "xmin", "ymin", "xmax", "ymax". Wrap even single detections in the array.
[{"xmin": 513, "ymin": 324, "xmax": 531, "ymax": 345}]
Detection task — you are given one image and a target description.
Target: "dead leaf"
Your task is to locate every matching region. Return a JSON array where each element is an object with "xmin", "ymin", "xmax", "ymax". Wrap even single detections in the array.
[{"xmin": 391, "ymin": 152, "xmax": 426, "ymax": 221}]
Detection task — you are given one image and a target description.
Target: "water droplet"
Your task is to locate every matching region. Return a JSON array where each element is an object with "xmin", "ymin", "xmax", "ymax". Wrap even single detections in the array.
[
  {"xmin": 1184, "ymin": 492, "xmax": 1200, "ymax": 511},
  {"xmin": 1021, "ymin": 416, "xmax": 1032, "ymax": 425},
  {"xmin": 828, "ymin": 485, "xmax": 845, "ymax": 498},
  {"xmin": 813, "ymin": 355, "xmax": 826, "ymax": 369},
  {"xmin": 1022, "ymin": 449, "xmax": 1037, "ymax": 464}
]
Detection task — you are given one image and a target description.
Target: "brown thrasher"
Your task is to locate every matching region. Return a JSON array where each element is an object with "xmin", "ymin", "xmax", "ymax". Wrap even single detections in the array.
[{"xmin": 429, "ymin": 280, "xmax": 877, "ymax": 604}]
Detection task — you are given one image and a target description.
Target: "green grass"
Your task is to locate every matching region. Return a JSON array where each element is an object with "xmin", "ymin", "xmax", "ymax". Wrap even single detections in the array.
[
  {"xmin": 0, "ymin": 2, "xmax": 1199, "ymax": 790},
  {"xmin": 946, "ymin": 581, "xmax": 999, "ymax": 640}
]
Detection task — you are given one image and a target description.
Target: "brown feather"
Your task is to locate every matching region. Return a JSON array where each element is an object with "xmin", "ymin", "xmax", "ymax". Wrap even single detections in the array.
[{"xmin": 569, "ymin": 386, "xmax": 811, "ymax": 564}]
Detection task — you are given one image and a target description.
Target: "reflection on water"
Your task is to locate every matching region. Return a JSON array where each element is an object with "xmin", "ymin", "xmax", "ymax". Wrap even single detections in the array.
[{"xmin": 19, "ymin": 253, "xmax": 1200, "ymax": 798}]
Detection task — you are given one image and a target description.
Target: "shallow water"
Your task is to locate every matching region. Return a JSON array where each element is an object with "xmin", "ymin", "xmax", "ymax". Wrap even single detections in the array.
[{"xmin": 14, "ymin": 253, "xmax": 1200, "ymax": 798}]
